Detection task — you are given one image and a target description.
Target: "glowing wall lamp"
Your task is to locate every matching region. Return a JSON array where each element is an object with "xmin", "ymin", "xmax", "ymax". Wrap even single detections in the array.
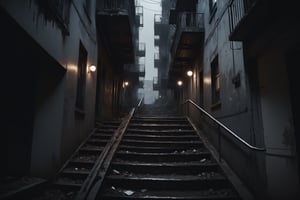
[
  {"xmin": 177, "ymin": 80, "xmax": 183, "ymax": 86},
  {"xmin": 89, "ymin": 64, "xmax": 96, "ymax": 73},
  {"xmin": 187, "ymin": 70, "xmax": 193, "ymax": 77},
  {"xmin": 123, "ymin": 81, "xmax": 129, "ymax": 88}
]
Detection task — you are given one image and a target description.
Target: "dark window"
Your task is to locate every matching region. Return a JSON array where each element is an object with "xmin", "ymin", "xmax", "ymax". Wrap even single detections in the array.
[
  {"xmin": 76, "ymin": 42, "xmax": 87, "ymax": 111},
  {"xmin": 211, "ymin": 56, "xmax": 220, "ymax": 105}
]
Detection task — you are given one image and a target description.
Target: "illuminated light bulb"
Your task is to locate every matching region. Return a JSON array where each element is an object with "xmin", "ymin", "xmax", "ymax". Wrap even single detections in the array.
[
  {"xmin": 89, "ymin": 65, "xmax": 96, "ymax": 72},
  {"xmin": 177, "ymin": 80, "xmax": 183, "ymax": 86},
  {"xmin": 187, "ymin": 70, "xmax": 193, "ymax": 77}
]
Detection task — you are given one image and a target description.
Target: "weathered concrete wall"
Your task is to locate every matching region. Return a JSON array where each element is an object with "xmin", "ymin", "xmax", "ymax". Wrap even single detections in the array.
[
  {"xmin": 254, "ymin": 30, "xmax": 300, "ymax": 199},
  {"xmin": 183, "ymin": 0, "xmax": 300, "ymax": 199},
  {"xmin": 0, "ymin": 0, "xmax": 98, "ymax": 177}
]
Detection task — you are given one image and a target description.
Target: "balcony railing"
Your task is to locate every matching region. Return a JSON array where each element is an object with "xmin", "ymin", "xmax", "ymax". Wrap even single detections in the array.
[
  {"xmin": 228, "ymin": 0, "xmax": 262, "ymax": 41},
  {"xmin": 124, "ymin": 63, "xmax": 145, "ymax": 77},
  {"xmin": 154, "ymin": 35, "xmax": 160, "ymax": 47},
  {"xmin": 137, "ymin": 43, "xmax": 145, "ymax": 57},
  {"xmin": 138, "ymin": 77, "xmax": 144, "ymax": 88},
  {"xmin": 154, "ymin": 52, "xmax": 160, "ymax": 68},
  {"xmin": 138, "ymin": 64, "xmax": 145, "ymax": 77},
  {"xmin": 136, "ymin": 5, "xmax": 144, "ymax": 27},
  {"xmin": 97, "ymin": 0, "xmax": 136, "ymax": 25},
  {"xmin": 153, "ymin": 77, "xmax": 159, "ymax": 90},
  {"xmin": 174, "ymin": 12, "xmax": 204, "ymax": 29},
  {"xmin": 154, "ymin": 14, "xmax": 162, "ymax": 36},
  {"xmin": 170, "ymin": 12, "xmax": 204, "ymax": 68},
  {"xmin": 96, "ymin": 0, "xmax": 137, "ymax": 63}
]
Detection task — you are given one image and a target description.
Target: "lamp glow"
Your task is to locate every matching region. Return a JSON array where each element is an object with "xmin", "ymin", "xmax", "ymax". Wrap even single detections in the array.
[
  {"xmin": 123, "ymin": 81, "xmax": 129, "ymax": 88},
  {"xmin": 187, "ymin": 70, "xmax": 193, "ymax": 77},
  {"xmin": 177, "ymin": 80, "xmax": 183, "ymax": 86},
  {"xmin": 89, "ymin": 65, "xmax": 96, "ymax": 72}
]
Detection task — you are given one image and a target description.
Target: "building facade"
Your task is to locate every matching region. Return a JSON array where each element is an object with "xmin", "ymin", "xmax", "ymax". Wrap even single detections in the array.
[
  {"xmin": 0, "ymin": 0, "xmax": 143, "ymax": 179},
  {"xmin": 164, "ymin": 0, "xmax": 300, "ymax": 199}
]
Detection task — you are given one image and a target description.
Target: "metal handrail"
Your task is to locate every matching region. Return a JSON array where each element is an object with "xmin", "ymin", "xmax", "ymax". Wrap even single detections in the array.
[{"xmin": 184, "ymin": 99, "xmax": 265, "ymax": 151}]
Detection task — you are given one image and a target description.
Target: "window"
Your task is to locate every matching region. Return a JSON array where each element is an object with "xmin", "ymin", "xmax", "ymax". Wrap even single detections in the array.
[
  {"xmin": 75, "ymin": 42, "xmax": 87, "ymax": 111},
  {"xmin": 211, "ymin": 56, "xmax": 220, "ymax": 106}
]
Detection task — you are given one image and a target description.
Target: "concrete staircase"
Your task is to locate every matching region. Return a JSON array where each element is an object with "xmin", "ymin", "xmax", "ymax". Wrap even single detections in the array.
[{"xmin": 98, "ymin": 116, "xmax": 241, "ymax": 199}]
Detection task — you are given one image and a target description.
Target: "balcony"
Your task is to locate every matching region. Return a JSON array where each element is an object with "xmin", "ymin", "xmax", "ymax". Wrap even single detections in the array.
[
  {"xmin": 96, "ymin": 0, "xmax": 136, "ymax": 64},
  {"xmin": 136, "ymin": 5, "xmax": 144, "ymax": 27},
  {"xmin": 138, "ymin": 77, "xmax": 144, "ymax": 88},
  {"xmin": 154, "ymin": 52, "xmax": 160, "ymax": 69},
  {"xmin": 124, "ymin": 63, "xmax": 145, "ymax": 78},
  {"xmin": 154, "ymin": 35, "xmax": 160, "ymax": 47},
  {"xmin": 154, "ymin": 14, "xmax": 163, "ymax": 36},
  {"xmin": 137, "ymin": 42, "xmax": 145, "ymax": 57},
  {"xmin": 169, "ymin": 12, "xmax": 204, "ymax": 74},
  {"xmin": 138, "ymin": 64, "xmax": 145, "ymax": 77},
  {"xmin": 153, "ymin": 77, "xmax": 159, "ymax": 90},
  {"xmin": 228, "ymin": 0, "xmax": 285, "ymax": 41}
]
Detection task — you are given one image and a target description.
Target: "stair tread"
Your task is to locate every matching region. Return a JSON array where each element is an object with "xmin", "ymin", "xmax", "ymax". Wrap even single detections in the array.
[
  {"xmin": 129, "ymin": 123, "xmax": 192, "ymax": 127},
  {"xmin": 111, "ymin": 160, "xmax": 216, "ymax": 167},
  {"xmin": 61, "ymin": 169, "xmax": 90, "ymax": 175},
  {"xmin": 124, "ymin": 134, "xmax": 198, "ymax": 138},
  {"xmin": 121, "ymin": 139, "xmax": 202, "ymax": 144},
  {"xmin": 118, "ymin": 145, "xmax": 206, "ymax": 151},
  {"xmin": 80, "ymin": 146, "xmax": 104, "ymax": 151},
  {"xmin": 116, "ymin": 151, "xmax": 210, "ymax": 156},
  {"xmin": 101, "ymin": 188, "xmax": 237, "ymax": 199},
  {"xmin": 126, "ymin": 129, "xmax": 195, "ymax": 133},
  {"xmin": 106, "ymin": 174, "xmax": 226, "ymax": 181}
]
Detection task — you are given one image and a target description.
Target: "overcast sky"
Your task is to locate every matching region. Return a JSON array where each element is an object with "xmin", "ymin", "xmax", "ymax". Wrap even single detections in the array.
[{"xmin": 139, "ymin": 0, "xmax": 162, "ymax": 80}]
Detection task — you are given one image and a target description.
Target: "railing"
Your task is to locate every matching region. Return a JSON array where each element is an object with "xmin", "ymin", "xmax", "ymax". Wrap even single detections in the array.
[
  {"xmin": 136, "ymin": 5, "xmax": 144, "ymax": 27},
  {"xmin": 171, "ymin": 12, "xmax": 204, "ymax": 61},
  {"xmin": 154, "ymin": 52, "xmax": 160, "ymax": 68},
  {"xmin": 97, "ymin": 0, "xmax": 136, "ymax": 26},
  {"xmin": 78, "ymin": 96, "xmax": 144, "ymax": 200},
  {"xmin": 183, "ymin": 99, "xmax": 265, "ymax": 161},
  {"xmin": 154, "ymin": 36, "xmax": 160, "ymax": 47},
  {"xmin": 138, "ymin": 64, "xmax": 145, "ymax": 77},
  {"xmin": 228, "ymin": 0, "xmax": 257, "ymax": 36},
  {"xmin": 176, "ymin": 12, "xmax": 204, "ymax": 29},
  {"xmin": 135, "ymin": 95, "xmax": 144, "ymax": 114},
  {"xmin": 154, "ymin": 14, "xmax": 162, "ymax": 24},
  {"xmin": 153, "ymin": 77, "xmax": 159, "ymax": 90}
]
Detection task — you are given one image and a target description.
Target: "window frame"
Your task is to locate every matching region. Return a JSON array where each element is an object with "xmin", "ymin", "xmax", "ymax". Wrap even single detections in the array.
[{"xmin": 211, "ymin": 56, "xmax": 221, "ymax": 108}]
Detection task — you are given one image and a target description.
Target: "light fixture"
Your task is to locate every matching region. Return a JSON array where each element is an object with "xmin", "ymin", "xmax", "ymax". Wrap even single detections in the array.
[
  {"xmin": 89, "ymin": 65, "xmax": 96, "ymax": 72},
  {"xmin": 187, "ymin": 70, "xmax": 193, "ymax": 77},
  {"xmin": 123, "ymin": 81, "xmax": 129, "ymax": 88},
  {"xmin": 177, "ymin": 80, "xmax": 183, "ymax": 86}
]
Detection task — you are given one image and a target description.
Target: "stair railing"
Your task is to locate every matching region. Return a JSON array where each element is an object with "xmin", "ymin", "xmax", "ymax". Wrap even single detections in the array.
[
  {"xmin": 77, "ymin": 96, "xmax": 144, "ymax": 200},
  {"xmin": 183, "ymin": 99, "xmax": 265, "ymax": 161}
]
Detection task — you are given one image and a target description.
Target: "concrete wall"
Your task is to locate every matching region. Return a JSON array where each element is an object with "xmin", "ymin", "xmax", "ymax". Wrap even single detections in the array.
[
  {"xmin": 253, "ymin": 24, "xmax": 300, "ymax": 199},
  {"xmin": 1, "ymin": 0, "xmax": 98, "ymax": 177},
  {"xmin": 182, "ymin": 0, "xmax": 300, "ymax": 199}
]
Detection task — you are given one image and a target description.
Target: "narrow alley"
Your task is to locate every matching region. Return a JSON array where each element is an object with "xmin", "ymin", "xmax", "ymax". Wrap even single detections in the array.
[{"xmin": 1, "ymin": 0, "xmax": 299, "ymax": 200}]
